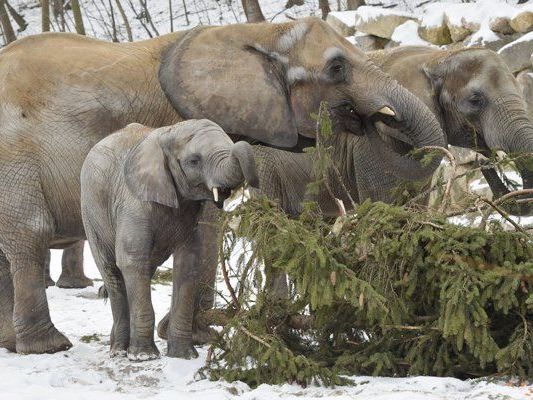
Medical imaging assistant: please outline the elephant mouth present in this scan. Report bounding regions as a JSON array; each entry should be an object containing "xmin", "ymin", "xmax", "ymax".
[{"xmin": 212, "ymin": 186, "xmax": 232, "ymax": 209}]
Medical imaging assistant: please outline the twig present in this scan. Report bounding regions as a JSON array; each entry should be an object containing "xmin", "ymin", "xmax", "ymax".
[
  {"xmin": 478, "ymin": 198, "xmax": 529, "ymax": 235},
  {"xmin": 218, "ymin": 218, "xmax": 240, "ymax": 311},
  {"xmin": 419, "ymin": 146, "xmax": 457, "ymax": 213},
  {"xmin": 239, "ymin": 326, "xmax": 271, "ymax": 348}
]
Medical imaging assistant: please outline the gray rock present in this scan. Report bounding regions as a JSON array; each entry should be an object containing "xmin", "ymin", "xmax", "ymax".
[
  {"xmin": 490, "ymin": 17, "xmax": 515, "ymax": 35},
  {"xmin": 354, "ymin": 6, "xmax": 416, "ymax": 39},
  {"xmin": 498, "ymin": 32, "xmax": 533, "ymax": 73},
  {"xmin": 510, "ymin": 11, "xmax": 533, "ymax": 34},
  {"xmin": 351, "ymin": 33, "xmax": 388, "ymax": 51},
  {"xmin": 326, "ymin": 11, "xmax": 357, "ymax": 37}
]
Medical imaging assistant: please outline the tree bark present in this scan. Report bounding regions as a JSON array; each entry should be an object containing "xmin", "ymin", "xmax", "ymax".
[
  {"xmin": 114, "ymin": 0, "xmax": 131, "ymax": 41},
  {"xmin": 71, "ymin": 0, "xmax": 85, "ymax": 35},
  {"xmin": 0, "ymin": 0, "xmax": 15, "ymax": 44},
  {"xmin": 241, "ymin": 0, "xmax": 265, "ymax": 23},
  {"xmin": 318, "ymin": 0, "xmax": 330, "ymax": 20},
  {"xmin": 52, "ymin": 0, "xmax": 64, "ymax": 31},
  {"xmin": 5, "ymin": 0, "xmax": 27, "ymax": 32},
  {"xmin": 347, "ymin": 0, "xmax": 365, "ymax": 10},
  {"xmin": 41, "ymin": 0, "xmax": 50, "ymax": 32}
]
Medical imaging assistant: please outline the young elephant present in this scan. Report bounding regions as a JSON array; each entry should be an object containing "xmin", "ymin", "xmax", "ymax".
[{"xmin": 81, "ymin": 119, "xmax": 258, "ymax": 360}]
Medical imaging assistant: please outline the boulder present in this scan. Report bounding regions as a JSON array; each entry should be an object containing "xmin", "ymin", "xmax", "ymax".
[
  {"xmin": 489, "ymin": 17, "xmax": 515, "ymax": 35},
  {"xmin": 445, "ymin": 15, "xmax": 471, "ymax": 43},
  {"xmin": 510, "ymin": 11, "xmax": 533, "ymax": 34},
  {"xmin": 351, "ymin": 33, "xmax": 388, "ymax": 51},
  {"xmin": 418, "ymin": 20, "xmax": 452, "ymax": 45},
  {"xmin": 326, "ymin": 11, "xmax": 357, "ymax": 37},
  {"xmin": 498, "ymin": 32, "xmax": 533, "ymax": 73},
  {"xmin": 354, "ymin": 6, "xmax": 416, "ymax": 39}
]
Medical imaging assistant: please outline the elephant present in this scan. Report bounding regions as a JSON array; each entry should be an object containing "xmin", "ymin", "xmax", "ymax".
[
  {"xmin": 367, "ymin": 46, "xmax": 533, "ymax": 210},
  {"xmin": 81, "ymin": 119, "xmax": 258, "ymax": 360},
  {"xmin": 157, "ymin": 121, "xmax": 446, "ymax": 339},
  {"xmin": 43, "ymin": 242, "xmax": 92, "ymax": 289},
  {"xmin": 0, "ymin": 17, "xmax": 444, "ymax": 355}
]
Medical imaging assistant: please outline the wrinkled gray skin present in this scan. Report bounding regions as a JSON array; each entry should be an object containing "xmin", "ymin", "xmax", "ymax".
[
  {"xmin": 157, "ymin": 123, "xmax": 446, "ymax": 338},
  {"xmin": 0, "ymin": 18, "xmax": 445, "ymax": 355},
  {"xmin": 44, "ymin": 242, "xmax": 92, "ymax": 289},
  {"xmin": 81, "ymin": 120, "xmax": 258, "ymax": 360},
  {"xmin": 368, "ymin": 47, "xmax": 533, "ymax": 213}
]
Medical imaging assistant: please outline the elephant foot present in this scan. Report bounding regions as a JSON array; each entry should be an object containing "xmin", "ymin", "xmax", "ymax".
[
  {"xmin": 127, "ymin": 343, "xmax": 160, "ymax": 361},
  {"xmin": 110, "ymin": 348, "xmax": 127, "ymax": 358},
  {"xmin": 157, "ymin": 312, "xmax": 169, "ymax": 340},
  {"xmin": 44, "ymin": 276, "xmax": 55, "ymax": 288},
  {"xmin": 56, "ymin": 275, "xmax": 93, "ymax": 289},
  {"xmin": 192, "ymin": 326, "xmax": 218, "ymax": 345},
  {"xmin": 167, "ymin": 337, "xmax": 198, "ymax": 359},
  {"xmin": 16, "ymin": 326, "xmax": 72, "ymax": 354},
  {"xmin": 0, "ymin": 329, "xmax": 16, "ymax": 352}
]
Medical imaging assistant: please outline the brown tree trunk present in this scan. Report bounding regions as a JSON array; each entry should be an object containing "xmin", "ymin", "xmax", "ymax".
[
  {"xmin": 71, "ymin": 0, "xmax": 85, "ymax": 35},
  {"xmin": 0, "ymin": 0, "xmax": 15, "ymax": 44},
  {"xmin": 5, "ymin": 0, "xmax": 27, "ymax": 32},
  {"xmin": 52, "ymin": 0, "xmax": 64, "ymax": 31},
  {"xmin": 318, "ymin": 0, "xmax": 330, "ymax": 20},
  {"xmin": 347, "ymin": 0, "xmax": 365, "ymax": 10},
  {"xmin": 41, "ymin": 0, "xmax": 50, "ymax": 32},
  {"xmin": 241, "ymin": 0, "xmax": 265, "ymax": 23},
  {"xmin": 114, "ymin": 0, "xmax": 131, "ymax": 41}
]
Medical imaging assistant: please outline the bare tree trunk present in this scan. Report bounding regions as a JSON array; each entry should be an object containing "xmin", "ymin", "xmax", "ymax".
[
  {"xmin": 347, "ymin": 0, "xmax": 365, "ymax": 10},
  {"xmin": 5, "ymin": 0, "xmax": 27, "ymax": 32},
  {"xmin": 181, "ymin": 0, "xmax": 189, "ymax": 25},
  {"xmin": 0, "ymin": 0, "xmax": 15, "ymax": 43},
  {"xmin": 108, "ymin": 0, "xmax": 117, "ymax": 41},
  {"xmin": 169, "ymin": 0, "xmax": 173, "ymax": 32},
  {"xmin": 41, "ymin": 0, "xmax": 50, "ymax": 32},
  {"xmin": 241, "ymin": 0, "xmax": 265, "ymax": 23},
  {"xmin": 71, "ymin": 0, "xmax": 85, "ymax": 34},
  {"xmin": 318, "ymin": 0, "xmax": 330, "ymax": 20},
  {"xmin": 52, "ymin": 0, "xmax": 64, "ymax": 31},
  {"xmin": 114, "ymin": 0, "xmax": 131, "ymax": 41}
]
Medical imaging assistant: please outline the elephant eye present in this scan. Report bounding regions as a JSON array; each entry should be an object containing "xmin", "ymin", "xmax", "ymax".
[
  {"xmin": 185, "ymin": 155, "xmax": 200, "ymax": 167},
  {"xmin": 467, "ymin": 93, "xmax": 485, "ymax": 109},
  {"xmin": 327, "ymin": 58, "xmax": 347, "ymax": 83}
]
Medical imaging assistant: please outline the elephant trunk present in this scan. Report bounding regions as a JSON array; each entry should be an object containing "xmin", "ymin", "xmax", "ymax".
[
  {"xmin": 483, "ymin": 94, "xmax": 533, "ymax": 215},
  {"xmin": 209, "ymin": 141, "xmax": 258, "ymax": 190},
  {"xmin": 350, "ymin": 64, "xmax": 446, "ymax": 180}
]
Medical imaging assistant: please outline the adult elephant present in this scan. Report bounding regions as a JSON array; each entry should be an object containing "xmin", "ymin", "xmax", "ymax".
[
  {"xmin": 0, "ymin": 18, "xmax": 444, "ymax": 355},
  {"xmin": 368, "ymin": 46, "xmax": 533, "ymax": 209}
]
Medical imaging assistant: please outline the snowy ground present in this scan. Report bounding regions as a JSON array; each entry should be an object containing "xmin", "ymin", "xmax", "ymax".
[{"xmin": 0, "ymin": 244, "xmax": 532, "ymax": 400}]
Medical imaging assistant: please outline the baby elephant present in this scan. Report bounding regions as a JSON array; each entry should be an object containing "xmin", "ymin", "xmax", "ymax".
[{"xmin": 81, "ymin": 119, "xmax": 258, "ymax": 360}]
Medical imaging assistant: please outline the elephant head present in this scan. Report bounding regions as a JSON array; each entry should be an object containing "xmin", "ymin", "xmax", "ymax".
[
  {"xmin": 124, "ymin": 119, "xmax": 258, "ymax": 208},
  {"xmin": 422, "ymin": 48, "xmax": 533, "ymax": 212},
  {"xmin": 158, "ymin": 17, "xmax": 444, "ymax": 152}
]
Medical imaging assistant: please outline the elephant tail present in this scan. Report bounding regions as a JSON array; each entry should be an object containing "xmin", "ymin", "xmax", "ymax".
[{"xmin": 97, "ymin": 284, "xmax": 108, "ymax": 302}]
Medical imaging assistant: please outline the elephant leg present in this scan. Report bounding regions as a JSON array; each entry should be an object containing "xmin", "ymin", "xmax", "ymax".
[
  {"xmin": 43, "ymin": 250, "xmax": 55, "ymax": 288},
  {"xmin": 56, "ymin": 241, "xmax": 93, "ymax": 289},
  {"xmin": 84, "ymin": 224, "xmax": 129, "ymax": 356},
  {"xmin": 122, "ymin": 267, "xmax": 159, "ymax": 361},
  {"xmin": 265, "ymin": 266, "xmax": 289, "ymax": 301},
  {"xmin": 0, "ymin": 179, "xmax": 72, "ymax": 354},
  {"xmin": 167, "ymin": 235, "xmax": 201, "ymax": 359},
  {"xmin": 0, "ymin": 250, "xmax": 15, "ymax": 352}
]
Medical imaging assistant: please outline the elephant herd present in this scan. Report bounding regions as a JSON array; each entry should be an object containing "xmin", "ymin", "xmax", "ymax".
[{"xmin": 0, "ymin": 17, "xmax": 532, "ymax": 361}]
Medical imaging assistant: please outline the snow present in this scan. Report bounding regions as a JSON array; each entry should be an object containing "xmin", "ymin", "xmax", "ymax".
[
  {"xmin": 328, "ymin": 10, "xmax": 357, "ymax": 27},
  {"xmin": 391, "ymin": 20, "xmax": 433, "ymax": 46},
  {"xmin": 0, "ymin": 243, "xmax": 531, "ymax": 399},
  {"xmin": 355, "ymin": 5, "xmax": 415, "ymax": 24}
]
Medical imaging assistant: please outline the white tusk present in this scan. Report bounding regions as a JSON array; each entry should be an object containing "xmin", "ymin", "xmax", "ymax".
[
  {"xmin": 213, "ymin": 187, "xmax": 219, "ymax": 202},
  {"xmin": 378, "ymin": 106, "xmax": 395, "ymax": 117}
]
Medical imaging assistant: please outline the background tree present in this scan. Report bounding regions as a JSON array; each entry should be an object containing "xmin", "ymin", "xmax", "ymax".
[
  {"xmin": 71, "ymin": 0, "xmax": 85, "ymax": 34},
  {"xmin": 114, "ymin": 0, "xmax": 131, "ymax": 41},
  {"xmin": 41, "ymin": 0, "xmax": 50, "ymax": 32},
  {"xmin": 241, "ymin": 0, "xmax": 265, "ymax": 23},
  {"xmin": 347, "ymin": 0, "xmax": 365, "ymax": 10},
  {"xmin": 318, "ymin": 0, "xmax": 330, "ymax": 19},
  {"xmin": 0, "ymin": 0, "xmax": 15, "ymax": 43},
  {"xmin": 5, "ymin": 0, "xmax": 27, "ymax": 32}
]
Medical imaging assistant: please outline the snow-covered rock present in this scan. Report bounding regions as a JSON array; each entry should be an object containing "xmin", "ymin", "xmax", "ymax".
[
  {"xmin": 490, "ymin": 17, "xmax": 515, "ymax": 35},
  {"xmin": 354, "ymin": 6, "xmax": 416, "ymax": 40},
  {"xmin": 498, "ymin": 31, "xmax": 533, "ymax": 73},
  {"xmin": 349, "ymin": 32, "xmax": 387, "ymax": 51},
  {"xmin": 326, "ymin": 11, "xmax": 357, "ymax": 36},
  {"xmin": 391, "ymin": 20, "xmax": 433, "ymax": 47},
  {"xmin": 510, "ymin": 11, "xmax": 533, "ymax": 34}
]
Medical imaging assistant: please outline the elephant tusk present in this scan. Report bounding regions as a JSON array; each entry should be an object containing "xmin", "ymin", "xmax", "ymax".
[
  {"xmin": 213, "ymin": 187, "xmax": 219, "ymax": 202},
  {"xmin": 378, "ymin": 106, "xmax": 396, "ymax": 117}
]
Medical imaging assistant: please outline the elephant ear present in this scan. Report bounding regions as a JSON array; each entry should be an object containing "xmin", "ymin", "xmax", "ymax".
[
  {"xmin": 124, "ymin": 127, "xmax": 180, "ymax": 208},
  {"xmin": 159, "ymin": 25, "xmax": 298, "ymax": 148}
]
